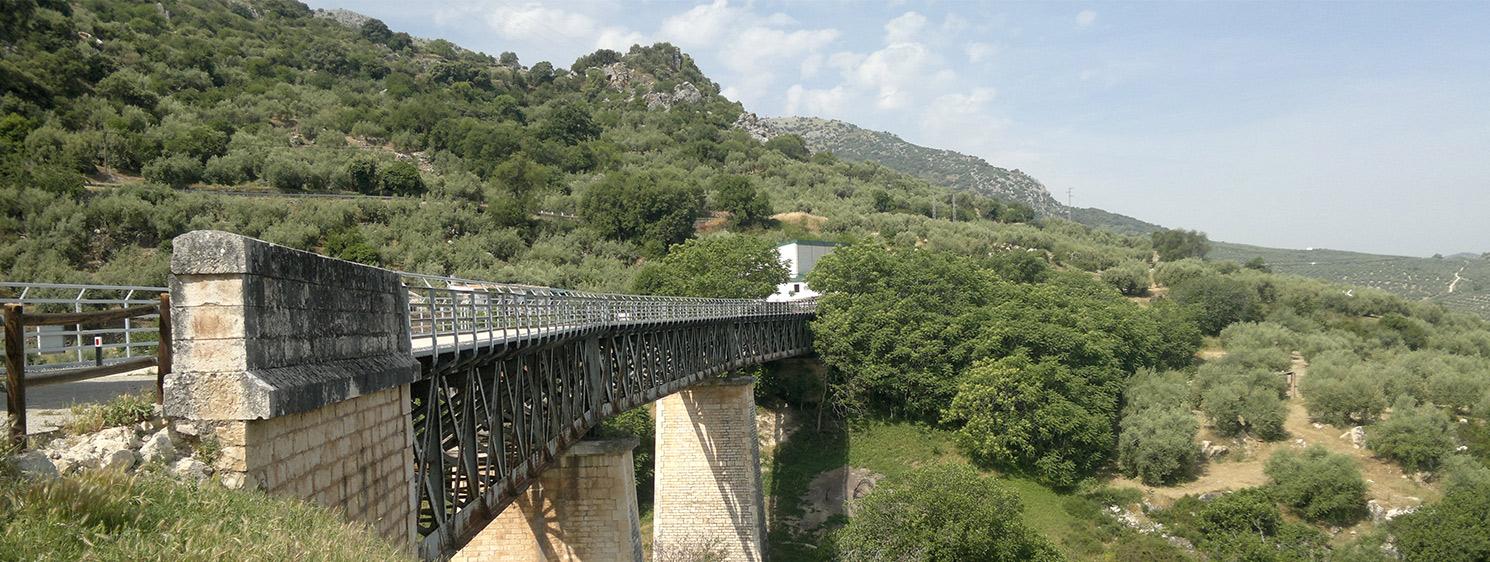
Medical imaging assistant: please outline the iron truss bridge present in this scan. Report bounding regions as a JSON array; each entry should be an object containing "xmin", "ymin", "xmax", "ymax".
[{"xmin": 400, "ymin": 273, "xmax": 817, "ymax": 558}]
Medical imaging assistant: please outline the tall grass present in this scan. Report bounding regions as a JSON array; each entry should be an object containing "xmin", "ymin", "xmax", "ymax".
[{"xmin": 0, "ymin": 470, "xmax": 409, "ymax": 561}]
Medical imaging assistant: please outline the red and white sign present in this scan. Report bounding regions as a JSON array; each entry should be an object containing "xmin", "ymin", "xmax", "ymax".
[{"xmin": 93, "ymin": 336, "xmax": 103, "ymax": 347}]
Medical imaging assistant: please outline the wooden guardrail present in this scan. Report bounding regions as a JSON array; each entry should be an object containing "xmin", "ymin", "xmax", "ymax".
[{"xmin": 3, "ymin": 294, "xmax": 171, "ymax": 448}]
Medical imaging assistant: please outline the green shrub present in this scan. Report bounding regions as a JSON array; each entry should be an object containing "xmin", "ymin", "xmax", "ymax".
[
  {"xmin": 949, "ymin": 353, "xmax": 1117, "ymax": 489},
  {"xmin": 1264, "ymin": 446, "xmax": 1367, "ymax": 524},
  {"xmin": 62, "ymin": 392, "xmax": 156, "ymax": 435},
  {"xmin": 1101, "ymin": 261, "xmax": 1149, "ymax": 296},
  {"xmin": 1169, "ymin": 275, "xmax": 1260, "ymax": 335},
  {"xmin": 1368, "ymin": 397, "xmax": 1457, "ymax": 471},
  {"xmin": 831, "ymin": 464, "xmax": 1060, "ymax": 561},
  {"xmin": 1117, "ymin": 406, "xmax": 1200, "ymax": 485},
  {"xmin": 141, "ymin": 154, "xmax": 203, "ymax": 188},
  {"xmin": 1117, "ymin": 369, "xmax": 1199, "ymax": 485},
  {"xmin": 1153, "ymin": 258, "xmax": 1211, "ymax": 288},
  {"xmin": 1197, "ymin": 488, "xmax": 1279, "ymax": 537},
  {"xmin": 1391, "ymin": 460, "xmax": 1490, "ymax": 562},
  {"xmin": 378, "ymin": 161, "xmax": 424, "ymax": 196},
  {"xmin": 1201, "ymin": 377, "xmax": 1286, "ymax": 439},
  {"xmin": 262, "ymin": 155, "xmax": 311, "ymax": 190}
]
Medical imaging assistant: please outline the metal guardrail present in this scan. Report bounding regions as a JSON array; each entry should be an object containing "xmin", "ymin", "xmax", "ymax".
[
  {"xmin": 2, "ymin": 284, "xmax": 172, "ymax": 447},
  {"xmin": 400, "ymin": 272, "xmax": 818, "ymax": 364},
  {"xmin": 0, "ymin": 282, "xmax": 169, "ymax": 375}
]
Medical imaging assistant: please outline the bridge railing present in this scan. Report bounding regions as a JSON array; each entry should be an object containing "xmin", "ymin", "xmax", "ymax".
[
  {"xmin": 0, "ymin": 282, "xmax": 169, "ymax": 375},
  {"xmin": 400, "ymin": 273, "xmax": 816, "ymax": 356}
]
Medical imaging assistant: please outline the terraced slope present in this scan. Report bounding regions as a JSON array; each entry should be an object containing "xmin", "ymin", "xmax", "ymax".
[{"xmin": 1211, "ymin": 242, "xmax": 1490, "ymax": 318}]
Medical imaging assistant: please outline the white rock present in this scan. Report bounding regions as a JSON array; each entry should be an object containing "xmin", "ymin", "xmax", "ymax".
[
  {"xmin": 1312, "ymin": 423, "xmax": 1324, "ymax": 429},
  {"xmin": 99, "ymin": 448, "xmax": 137, "ymax": 472},
  {"xmin": 1341, "ymin": 426, "xmax": 1366, "ymax": 449},
  {"xmin": 95, "ymin": 427, "xmax": 141, "ymax": 449},
  {"xmin": 172, "ymin": 421, "xmax": 200, "ymax": 437},
  {"xmin": 140, "ymin": 429, "xmax": 177, "ymax": 464},
  {"xmin": 1294, "ymin": 438, "xmax": 1307, "ymax": 448},
  {"xmin": 220, "ymin": 472, "xmax": 258, "ymax": 491},
  {"xmin": 1457, "ymin": 445, "xmax": 1469, "ymax": 452},
  {"xmin": 171, "ymin": 458, "xmax": 213, "ymax": 482},
  {"xmin": 10, "ymin": 451, "xmax": 58, "ymax": 479}
]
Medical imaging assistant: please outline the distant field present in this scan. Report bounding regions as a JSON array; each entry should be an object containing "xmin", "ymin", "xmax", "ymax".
[{"xmin": 1211, "ymin": 241, "xmax": 1490, "ymax": 318}]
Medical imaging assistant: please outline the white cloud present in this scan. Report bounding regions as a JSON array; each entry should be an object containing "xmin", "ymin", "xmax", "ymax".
[
  {"xmin": 595, "ymin": 27, "xmax": 648, "ymax": 51},
  {"xmin": 655, "ymin": 0, "xmax": 838, "ymax": 108},
  {"xmin": 965, "ymin": 42, "xmax": 998, "ymax": 63},
  {"xmin": 484, "ymin": 4, "xmax": 601, "ymax": 41},
  {"xmin": 785, "ymin": 84, "xmax": 848, "ymax": 117},
  {"xmin": 841, "ymin": 42, "xmax": 949, "ymax": 110},
  {"xmin": 884, "ymin": 11, "xmax": 927, "ymax": 44},
  {"xmin": 942, "ymin": 13, "xmax": 969, "ymax": 33},
  {"xmin": 1076, "ymin": 9, "xmax": 1097, "ymax": 29}
]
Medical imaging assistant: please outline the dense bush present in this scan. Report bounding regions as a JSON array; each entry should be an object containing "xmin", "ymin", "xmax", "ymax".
[
  {"xmin": 1264, "ymin": 446, "xmax": 1367, "ymax": 524},
  {"xmin": 831, "ymin": 464, "xmax": 1060, "ymax": 561},
  {"xmin": 141, "ymin": 155, "xmax": 203, "ymax": 188},
  {"xmin": 1117, "ymin": 369, "xmax": 1199, "ymax": 485},
  {"xmin": 1169, "ymin": 274, "xmax": 1260, "ymax": 335},
  {"xmin": 580, "ymin": 169, "xmax": 703, "ymax": 256},
  {"xmin": 631, "ymin": 234, "xmax": 787, "ymax": 299},
  {"xmin": 1101, "ymin": 261, "xmax": 1149, "ymax": 296},
  {"xmin": 949, "ymin": 353, "xmax": 1118, "ymax": 488},
  {"xmin": 1300, "ymin": 350, "xmax": 1387, "ymax": 426},
  {"xmin": 1151, "ymin": 228, "xmax": 1211, "ymax": 261},
  {"xmin": 1199, "ymin": 363, "xmax": 1287, "ymax": 439},
  {"xmin": 1368, "ymin": 397, "xmax": 1457, "ymax": 471},
  {"xmin": 1391, "ymin": 457, "xmax": 1490, "ymax": 562}
]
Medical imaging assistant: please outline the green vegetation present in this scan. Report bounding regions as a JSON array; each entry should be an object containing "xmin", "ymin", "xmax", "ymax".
[
  {"xmin": 1210, "ymin": 241, "xmax": 1490, "ymax": 320},
  {"xmin": 830, "ymin": 464, "xmax": 1060, "ymax": 561},
  {"xmin": 1368, "ymin": 397, "xmax": 1457, "ymax": 471},
  {"xmin": 1264, "ymin": 446, "xmax": 1368, "ymax": 525},
  {"xmin": 1391, "ymin": 457, "xmax": 1490, "ymax": 561},
  {"xmin": 1151, "ymin": 228, "xmax": 1212, "ymax": 261},
  {"xmin": 1117, "ymin": 369, "xmax": 1199, "ymax": 485},
  {"xmin": 632, "ymin": 234, "xmax": 787, "ymax": 298},
  {"xmin": 61, "ymin": 391, "xmax": 156, "ymax": 435},
  {"xmin": 0, "ymin": 470, "xmax": 406, "ymax": 561}
]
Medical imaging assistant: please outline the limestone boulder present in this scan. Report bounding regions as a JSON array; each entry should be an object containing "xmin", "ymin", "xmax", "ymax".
[
  {"xmin": 171, "ymin": 458, "xmax": 213, "ymax": 483},
  {"xmin": 10, "ymin": 450, "xmax": 58, "ymax": 479},
  {"xmin": 140, "ymin": 428, "xmax": 177, "ymax": 464}
]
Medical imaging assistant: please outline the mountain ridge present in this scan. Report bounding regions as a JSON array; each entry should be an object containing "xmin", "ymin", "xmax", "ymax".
[{"xmin": 738, "ymin": 114, "xmax": 1163, "ymax": 234}]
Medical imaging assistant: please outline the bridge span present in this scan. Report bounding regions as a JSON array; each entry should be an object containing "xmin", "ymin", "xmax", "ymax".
[{"xmin": 164, "ymin": 231, "xmax": 814, "ymax": 561}]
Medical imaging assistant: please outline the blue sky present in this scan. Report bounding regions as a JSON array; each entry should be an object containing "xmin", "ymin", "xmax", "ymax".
[{"xmin": 306, "ymin": 0, "xmax": 1490, "ymax": 257}]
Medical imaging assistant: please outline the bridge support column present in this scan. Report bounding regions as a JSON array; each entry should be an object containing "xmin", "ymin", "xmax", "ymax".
[
  {"xmin": 164, "ymin": 231, "xmax": 419, "ymax": 547},
  {"xmin": 454, "ymin": 437, "xmax": 644, "ymax": 562},
  {"xmin": 653, "ymin": 375, "xmax": 766, "ymax": 562}
]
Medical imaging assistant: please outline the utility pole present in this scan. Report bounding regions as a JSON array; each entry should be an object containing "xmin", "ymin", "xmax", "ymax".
[
  {"xmin": 951, "ymin": 193, "xmax": 956, "ymax": 222},
  {"xmin": 1066, "ymin": 188, "xmax": 1073, "ymax": 220}
]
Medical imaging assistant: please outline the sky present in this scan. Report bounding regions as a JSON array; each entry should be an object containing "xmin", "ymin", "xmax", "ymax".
[{"xmin": 305, "ymin": 0, "xmax": 1490, "ymax": 257}]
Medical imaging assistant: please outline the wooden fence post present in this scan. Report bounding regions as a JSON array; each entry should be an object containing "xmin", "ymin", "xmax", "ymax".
[
  {"xmin": 156, "ymin": 293, "xmax": 171, "ymax": 405},
  {"xmin": 4, "ymin": 303, "xmax": 26, "ymax": 449}
]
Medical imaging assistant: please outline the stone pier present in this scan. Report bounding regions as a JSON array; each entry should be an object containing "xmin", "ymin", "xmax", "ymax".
[
  {"xmin": 164, "ymin": 230, "xmax": 419, "ymax": 545},
  {"xmin": 453, "ymin": 438, "xmax": 644, "ymax": 562},
  {"xmin": 652, "ymin": 376, "xmax": 766, "ymax": 562}
]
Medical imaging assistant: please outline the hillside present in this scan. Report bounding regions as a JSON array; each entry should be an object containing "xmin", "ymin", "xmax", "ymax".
[
  {"xmin": 1211, "ymin": 242, "xmax": 1490, "ymax": 318},
  {"xmin": 740, "ymin": 115, "xmax": 1163, "ymax": 234}
]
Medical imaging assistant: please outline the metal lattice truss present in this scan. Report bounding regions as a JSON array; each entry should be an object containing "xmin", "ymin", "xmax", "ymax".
[{"xmin": 401, "ymin": 274, "xmax": 815, "ymax": 558}]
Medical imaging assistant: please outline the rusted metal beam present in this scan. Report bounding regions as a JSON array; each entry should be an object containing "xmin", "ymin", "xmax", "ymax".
[{"xmin": 5, "ymin": 303, "xmax": 26, "ymax": 448}]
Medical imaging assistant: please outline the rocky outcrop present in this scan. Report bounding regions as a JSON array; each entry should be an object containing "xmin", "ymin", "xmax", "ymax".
[
  {"xmin": 1339, "ymin": 426, "xmax": 1366, "ymax": 449},
  {"xmin": 644, "ymin": 82, "xmax": 704, "ymax": 111},
  {"xmin": 744, "ymin": 116, "xmax": 1066, "ymax": 216},
  {"xmin": 12, "ymin": 418, "xmax": 217, "ymax": 484}
]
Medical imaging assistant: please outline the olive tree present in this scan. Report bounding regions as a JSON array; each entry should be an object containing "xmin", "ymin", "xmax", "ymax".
[
  {"xmin": 1264, "ymin": 446, "xmax": 1368, "ymax": 525},
  {"xmin": 1368, "ymin": 397, "xmax": 1456, "ymax": 471}
]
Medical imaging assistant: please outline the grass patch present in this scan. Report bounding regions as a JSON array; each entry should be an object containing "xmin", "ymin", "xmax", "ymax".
[
  {"xmin": 0, "ymin": 469, "xmax": 408, "ymax": 560},
  {"xmin": 62, "ymin": 391, "xmax": 156, "ymax": 435}
]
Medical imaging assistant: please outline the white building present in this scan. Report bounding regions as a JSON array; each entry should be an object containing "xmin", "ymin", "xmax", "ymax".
[{"xmin": 768, "ymin": 240, "xmax": 840, "ymax": 302}]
